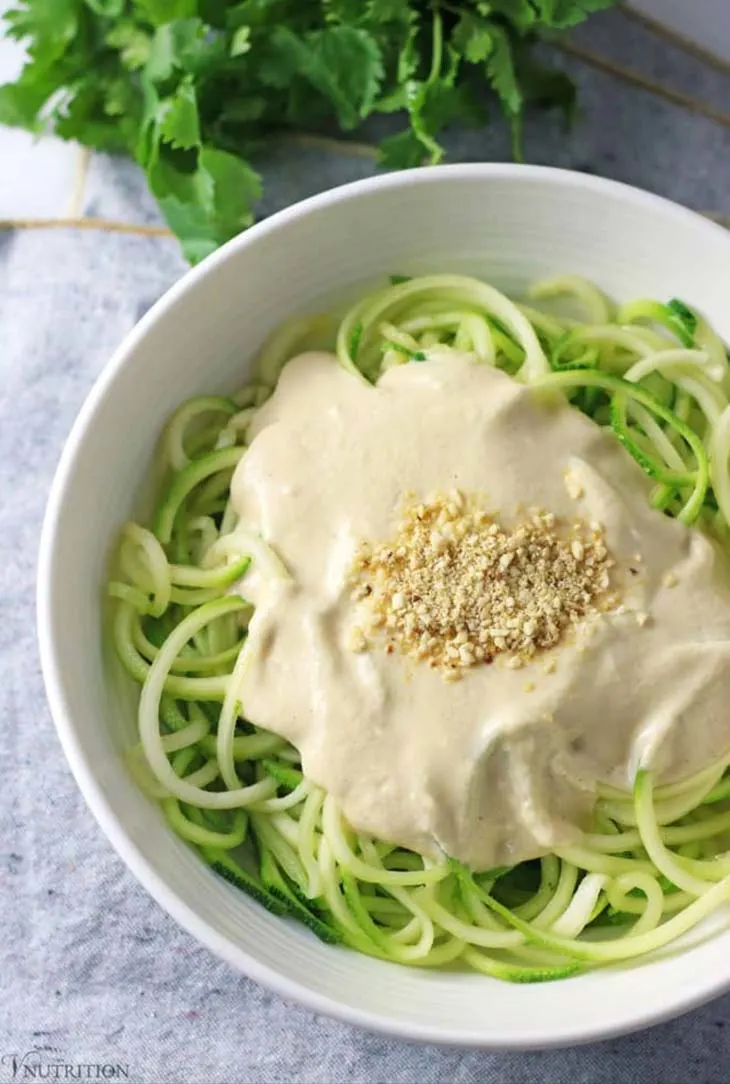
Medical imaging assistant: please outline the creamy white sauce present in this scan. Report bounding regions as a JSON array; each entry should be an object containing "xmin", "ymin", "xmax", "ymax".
[{"xmin": 230, "ymin": 351, "xmax": 730, "ymax": 870}]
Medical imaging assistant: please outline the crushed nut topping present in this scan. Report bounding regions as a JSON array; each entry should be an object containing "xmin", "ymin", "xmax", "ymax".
[{"xmin": 348, "ymin": 493, "xmax": 618, "ymax": 679}]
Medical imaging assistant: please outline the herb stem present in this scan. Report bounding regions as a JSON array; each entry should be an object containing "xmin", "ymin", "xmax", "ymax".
[{"xmin": 428, "ymin": 8, "xmax": 444, "ymax": 86}]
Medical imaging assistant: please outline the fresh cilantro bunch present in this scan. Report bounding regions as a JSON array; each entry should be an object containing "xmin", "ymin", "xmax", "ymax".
[{"xmin": 0, "ymin": 1, "xmax": 618, "ymax": 262}]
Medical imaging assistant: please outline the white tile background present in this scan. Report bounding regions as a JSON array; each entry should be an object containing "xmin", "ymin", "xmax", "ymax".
[{"xmin": 0, "ymin": 2, "xmax": 80, "ymax": 217}]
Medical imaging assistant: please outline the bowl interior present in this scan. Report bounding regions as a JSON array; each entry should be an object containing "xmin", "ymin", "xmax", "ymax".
[{"xmin": 39, "ymin": 165, "xmax": 730, "ymax": 1048}]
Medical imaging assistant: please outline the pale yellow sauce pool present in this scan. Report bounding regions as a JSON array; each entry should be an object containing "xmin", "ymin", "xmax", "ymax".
[{"xmin": 230, "ymin": 352, "xmax": 730, "ymax": 869}]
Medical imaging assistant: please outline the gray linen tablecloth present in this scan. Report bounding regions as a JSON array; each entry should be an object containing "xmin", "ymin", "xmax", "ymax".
[{"xmin": 3, "ymin": 11, "xmax": 730, "ymax": 1083}]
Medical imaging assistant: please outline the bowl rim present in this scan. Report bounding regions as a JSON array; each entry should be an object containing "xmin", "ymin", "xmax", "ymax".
[{"xmin": 37, "ymin": 162, "xmax": 730, "ymax": 1049}]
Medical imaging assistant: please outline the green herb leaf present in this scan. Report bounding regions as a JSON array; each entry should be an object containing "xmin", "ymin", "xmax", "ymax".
[
  {"xmin": 269, "ymin": 25, "xmax": 384, "ymax": 129},
  {"xmin": 86, "ymin": 0, "xmax": 124, "ymax": 16},
  {"xmin": 453, "ymin": 13, "xmax": 494, "ymax": 64},
  {"xmin": 132, "ymin": 0, "xmax": 197, "ymax": 27},
  {"xmin": 200, "ymin": 146, "xmax": 261, "ymax": 239},
  {"xmin": 157, "ymin": 78, "xmax": 200, "ymax": 150},
  {"xmin": 0, "ymin": 0, "xmax": 621, "ymax": 260},
  {"xmin": 377, "ymin": 128, "xmax": 425, "ymax": 169},
  {"xmin": 106, "ymin": 21, "xmax": 152, "ymax": 71},
  {"xmin": 230, "ymin": 26, "xmax": 251, "ymax": 57},
  {"xmin": 485, "ymin": 25, "xmax": 521, "ymax": 116},
  {"xmin": 4, "ymin": 0, "xmax": 80, "ymax": 66},
  {"xmin": 488, "ymin": 0, "xmax": 537, "ymax": 34},
  {"xmin": 0, "ymin": 75, "xmax": 50, "ymax": 130},
  {"xmin": 532, "ymin": 0, "xmax": 619, "ymax": 29},
  {"xmin": 154, "ymin": 146, "xmax": 261, "ymax": 263}
]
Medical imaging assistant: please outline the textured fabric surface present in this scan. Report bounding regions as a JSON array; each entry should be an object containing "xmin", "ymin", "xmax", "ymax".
[{"xmin": 3, "ymin": 10, "xmax": 730, "ymax": 1083}]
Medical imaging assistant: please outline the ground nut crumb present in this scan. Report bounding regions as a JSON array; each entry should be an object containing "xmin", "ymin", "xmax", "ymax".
[
  {"xmin": 564, "ymin": 472, "xmax": 584, "ymax": 500},
  {"xmin": 348, "ymin": 493, "xmax": 618, "ymax": 678}
]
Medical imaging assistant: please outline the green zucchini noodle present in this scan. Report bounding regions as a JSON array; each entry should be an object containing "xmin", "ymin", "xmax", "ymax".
[{"xmin": 108, "ymin": 273, "xmax": 730, "ymax": 982}]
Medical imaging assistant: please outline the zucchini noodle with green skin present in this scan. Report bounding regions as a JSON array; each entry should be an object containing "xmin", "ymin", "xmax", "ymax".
[{"xmin": 109, "ymin": 272, "xmax": 730, "ymax": 982}]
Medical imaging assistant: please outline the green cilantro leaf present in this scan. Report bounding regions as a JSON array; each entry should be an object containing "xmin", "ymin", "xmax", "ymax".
[
  {"xmin": 268, "ymin": 26, "xmax": 384, "ymax": 129},
  {"xmin": 485, "ymin": 25, "xmax": 521, "ymax": 116},
  {"xmin": 532, "ymin": 0, "xmax": 619, "ymax": 29},
  {"xmin": 487, "ymin": 1, "xmax": 537, "ymax": 35},
  {"xmin": 105, "ymin": 22, "xmax": 152, "ymax": 71},
  {"xmin": 200, "ymin": 146, "xmax": 262, "ymax": 240},
  {"xmin": 132, "ymin": 0, "xmax": 197, "ymax": 27},
  {"xmin": 453, "ymin": 14, "xmax": 493, "ymax": 65},
  {"xmin": 0, "ymin": 74, "xmax": 50, "ymax": 130},
  {"xmin": 155, "ymin": 176, "xmax": 217, "ymax": 265},
  {"xmin": 230, "ymin": 26, "xmax": 251, "ymax": 58},
  {"xmin": 378, "ymin": 128, "xmax": 426, "ymax": 169},
  {"xmin": 86, "ymin": 0, "xmax": 124, "ymax": 16},
  {"xmin": 154, "ymin": 145, "xmax": 262, "ymax": 264},
  {"xmin": 0, "ymin": 0, "xmax": 621, "ymax": 260},
  {"xmin": 157, "ymin": 78, "xmax": 200, "ymax": 150},
  {"xmin": 4, "ymin": 0, "xmax": 79, "ymax": 66}
]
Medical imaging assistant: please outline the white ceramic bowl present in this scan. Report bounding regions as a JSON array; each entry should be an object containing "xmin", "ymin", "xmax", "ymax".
[{"xmin": 38, "ymin": 164, "xmax": 730, "ymax": 1049}]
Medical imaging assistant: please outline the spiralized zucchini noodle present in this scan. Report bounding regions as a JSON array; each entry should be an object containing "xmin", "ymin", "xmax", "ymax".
[{"xmin": 109, "ymin": 272, "xmax": 730, "ymax": 982}]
